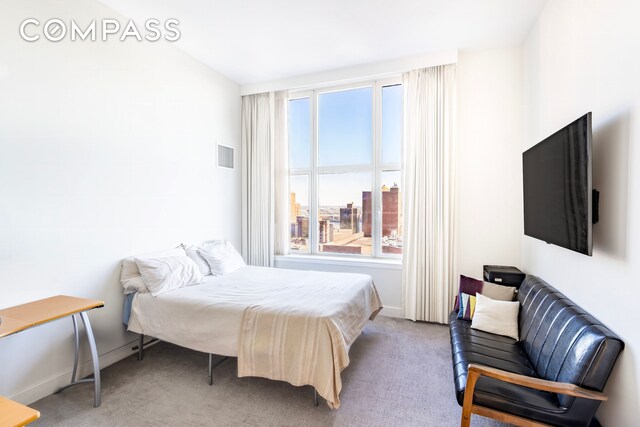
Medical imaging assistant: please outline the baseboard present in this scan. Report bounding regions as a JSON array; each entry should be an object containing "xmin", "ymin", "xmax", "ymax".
[
  {"xmin": 10, "ymin": 337, "xmax": 147, "ymax": 405},
  {"xmin": 379, "ymin": 306, "xmax": 403, "ymax": 318}
]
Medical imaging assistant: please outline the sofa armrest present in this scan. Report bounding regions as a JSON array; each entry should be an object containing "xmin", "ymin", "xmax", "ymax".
[{"xmin": 461, "ymin": 363, "xmax": 607, "ymax": 427}]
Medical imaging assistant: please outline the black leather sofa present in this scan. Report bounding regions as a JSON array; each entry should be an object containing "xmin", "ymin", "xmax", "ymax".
[{"xmin": 449, "ymin": 275, "xmax": 624, "ymax": 426}]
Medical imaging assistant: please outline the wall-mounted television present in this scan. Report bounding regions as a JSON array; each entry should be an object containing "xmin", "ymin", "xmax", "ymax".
[{"xmin": 523, "ymin": 112, "xmax": 595, "ymax": 256}]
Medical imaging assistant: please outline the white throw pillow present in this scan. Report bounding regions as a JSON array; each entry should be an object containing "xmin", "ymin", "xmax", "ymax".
[
  {"xmin": 183, "ymin": 244, "xmax": 212, "ymax": 276},
  {"xmin": 120, "ymin": 246, "xmax": 186, "ymax": 294},
  {"xmin": 197, "ymin": 240, "xmax": 245, "ymax": 276},
  {"xmin": 135, "ymin": 255, "xmax": 204, "ymax": 296},
  {"xmin": 471, "ymin": 293, "xmax": 520, "ymax": 341}
]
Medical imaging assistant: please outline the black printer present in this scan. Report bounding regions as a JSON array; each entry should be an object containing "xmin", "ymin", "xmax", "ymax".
[{"xmin": 483, "ymin": 265, "xmax": 525, "ymax": 288}]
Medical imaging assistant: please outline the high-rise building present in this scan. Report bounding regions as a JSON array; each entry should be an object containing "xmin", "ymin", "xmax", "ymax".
[
  {"xmin": 362, "ymin": 191, "xmax": 372, "ymax": 237},
  {"xmin": 289, "ymin": 193, "xmax": 301, "ymax": 223},
  {"xmin": 296, "ymin": 216, "xmax": 309, "ymax": 238},
  {"xmin": 339, "ymin": 203, "xmax": 360, "ymax": 233},
  {"xmin": 382, "ymin": 184, "xmax": 402, "ymax": 237},
  {"xmin": 319, "ymin": 220, "xmax": 334, "ymax": 244},
  {"xmin": 361, "ymin": 184, "xmax": 402, "ymax": 238}
]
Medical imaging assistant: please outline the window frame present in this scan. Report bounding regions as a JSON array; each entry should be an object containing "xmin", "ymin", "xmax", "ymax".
[{"xmin": 288, "ymin": 77, "xmax": 403, "ymax": 259}]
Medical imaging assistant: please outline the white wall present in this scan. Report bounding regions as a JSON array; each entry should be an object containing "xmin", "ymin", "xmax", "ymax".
[
  {"xmin": 0, "ymin": 0, "xmax": 241, "ymax": 404},
  {"xmin": 522, "ymin": 1, "xmax": 640, "ymax": 425},
  {"xmin": 457, "ymin": 48, "xmax": 523, "ymax": 280}
]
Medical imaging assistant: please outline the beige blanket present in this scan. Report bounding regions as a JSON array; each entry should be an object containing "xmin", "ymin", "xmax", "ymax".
[{"xmin": 237, "ymin": 268, "xmax": 382, "ymax": 409}]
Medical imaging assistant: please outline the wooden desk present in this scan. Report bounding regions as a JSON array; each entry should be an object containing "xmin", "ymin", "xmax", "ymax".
[
  {"xmin": 0, "ymin": 296, "xmax": 104, "ymax": 408},
  {"xmin": 0, "ymin": 396, "xmax": 40, "ymax": 427}
]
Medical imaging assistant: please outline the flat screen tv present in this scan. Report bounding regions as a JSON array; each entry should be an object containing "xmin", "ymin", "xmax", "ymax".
[{"xmin": 523, "ymin": 112, "xmax": 594, "ymax": 256}]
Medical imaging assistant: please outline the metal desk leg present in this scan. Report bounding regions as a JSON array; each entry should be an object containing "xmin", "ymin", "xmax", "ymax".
[
  {"xmin": 71, "ymin": 314, "xmax": 80, "ymax": 383},
  {"xmin": 80, "ymin": 311, "xmax": 101, "ymax": 408},
  {"xmin": 54, "ymin": 315, "xmax": 88, "ymax": 394},
  {"xmin": 54, "ymin": 312, "xmax": 101, "ymax": 407}
]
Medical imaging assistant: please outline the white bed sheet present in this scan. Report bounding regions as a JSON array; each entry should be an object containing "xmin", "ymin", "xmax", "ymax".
[{"xmin": 127, "ymin": 266, "xmax": 376, "ymax": 357}]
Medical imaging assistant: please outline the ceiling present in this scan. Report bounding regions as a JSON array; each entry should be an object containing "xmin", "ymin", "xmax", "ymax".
[{"xmin": 98, "ymin": 0, "xmax": 547, "ymax": 85}]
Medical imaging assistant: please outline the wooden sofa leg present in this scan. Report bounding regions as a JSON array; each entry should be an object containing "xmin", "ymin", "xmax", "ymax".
[{"xmin": 461, "ymin": 370, "xmax": 480, "ymax": 427}]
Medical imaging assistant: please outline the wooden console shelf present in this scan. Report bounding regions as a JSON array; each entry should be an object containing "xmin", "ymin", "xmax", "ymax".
[{"xmin": 0, "ymin": 396, "xmax": 40, "ymax": 427}]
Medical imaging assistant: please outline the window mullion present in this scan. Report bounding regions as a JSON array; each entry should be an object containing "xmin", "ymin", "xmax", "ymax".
[
  {"xmin": 372, "ymin": 80, "xmax": 381, "ymax": 258},
  {"xmin": 315, "ymin": 165, "xmax": 372, "ymax": 174},
  {"xmin": 310, "ymin": 90, "xmax": 318, "ymax": 255},
  {"xmin": 290, "ymin": 168, "xmax": 311, "ymax": 175},
  {"xmin": 379, "ymin": 162, "xmax": 402, "ymax": 172}
]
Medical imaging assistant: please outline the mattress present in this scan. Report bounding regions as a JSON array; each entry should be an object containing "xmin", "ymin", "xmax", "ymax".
[{"xmin": 127, "ymin": 266, "xmax": 379, "ymax": 358}]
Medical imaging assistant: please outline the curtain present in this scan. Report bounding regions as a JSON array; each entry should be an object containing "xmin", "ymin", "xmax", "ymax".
[
  {"xmin": 402, "ymin": 64, "xmax": 457, "ymax": 323},
  {"xmin": 241, "ymin": 91, "xmax": 289, "ymax": 267},
  {"xmin": 273, "ymin": 92, "xmax": 290, "ymax": 256}
]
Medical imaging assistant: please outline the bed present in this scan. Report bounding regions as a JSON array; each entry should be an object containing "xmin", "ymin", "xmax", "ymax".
[{"xmin": 125, "ymin": 265, "xmax": 382, "ymax": 408}]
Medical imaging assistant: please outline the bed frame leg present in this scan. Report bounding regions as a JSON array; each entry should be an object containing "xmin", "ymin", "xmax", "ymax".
[
  {"xmin": 206, "ymin": 355, "xmax": 229, "ymax": 385},
  {"xmin": 208, "ymin": 354, "xmax": 213, "ymax": 386},
  {"xmin": 313, "ymin": 389, "xmax": 319, "ymax": 407},
  {"xmin": 138, "ymin": 334, "xmax": 144, "ymax": 361}
]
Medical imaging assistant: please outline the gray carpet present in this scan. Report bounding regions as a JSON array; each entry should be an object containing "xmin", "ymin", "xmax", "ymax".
[{"xmin": 31, "ymin": 317, "xmax": 503, "ymax": 426}]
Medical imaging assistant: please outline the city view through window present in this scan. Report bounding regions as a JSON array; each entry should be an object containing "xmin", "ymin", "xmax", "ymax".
[
  {"xmin": 289, "ymin": 179, "xmax": 402, "ymax": 255},
  {"xmin": 289, "ymin": 83, "xmax": 402, "ymax": 256}
]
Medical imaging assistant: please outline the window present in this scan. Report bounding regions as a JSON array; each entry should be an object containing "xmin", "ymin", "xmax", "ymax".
[{"xmin": 288, "ymin": 79, "xmax": 402, "ymax": 257}]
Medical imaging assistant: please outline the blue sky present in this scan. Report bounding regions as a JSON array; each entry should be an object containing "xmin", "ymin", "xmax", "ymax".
[
  {"xmin": 382, "ymin": 85, "xmax": 402, "ymax": 163},
  {"xmin": 289, "ymin": 85, "xmax": 402, "ymax": 206},
  {"xmin": 289, "ymin": 97, "xmax": 311, "ymax": 169},
  {"xmin": 318, "ymin": 87, "xmax": 372, "ymax": 166}
]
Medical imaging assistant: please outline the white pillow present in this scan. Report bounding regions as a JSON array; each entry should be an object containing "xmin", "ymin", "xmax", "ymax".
[
  {"xmin": 471, "ymin": 293, "xmax": 520, "ymax": 341},
  {"xmin": 122, "ymin": 276, "xmax": 148, "ymax": 295},
  {"xmin": 197, "ymin": 240, "xmax": 245, "ymax": 276},
  {"xmin": 183, "ymin": 244, "xmax": 212, "ymax": 276},
  {"xmin": 134, "ymin": 255, "xmax": 204, "ymax": 296},
  {"xmin": 201, "ymin": 239, "xmax": 226, "ymax": 252},
  {"xmin": 120, "ymin": 246, "xmax": 186, "ymax": 294}
]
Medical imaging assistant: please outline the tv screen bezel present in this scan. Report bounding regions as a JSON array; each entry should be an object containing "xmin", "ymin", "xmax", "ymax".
[{"xmin": 522, "ymin": 112, "xmax": 593, "ymax": 256}]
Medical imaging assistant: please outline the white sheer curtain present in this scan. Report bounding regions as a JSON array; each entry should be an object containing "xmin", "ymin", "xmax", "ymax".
[
  {"xmin": 273, "ymin": 92, "xmax": 290, "ymax": 256},
  {"xmin": 402, "ymin": 64, "xmax": 457, "ymax": 323},
  {"xmin": 241, "ymin": 91, "xmax": 289, "ymax": 267}
]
